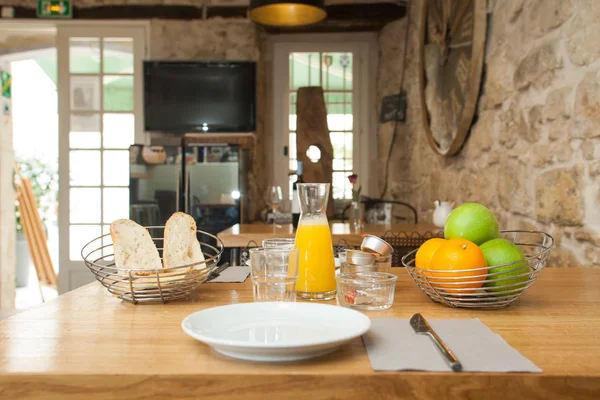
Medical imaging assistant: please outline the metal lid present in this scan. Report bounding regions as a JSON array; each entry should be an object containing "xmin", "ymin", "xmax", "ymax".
[
  {"xmin": 344, "ymin": 249, "xmax": 377, "ymax": 266},
  {"xmin": 360, "ymin": 234, "xmax": 394, "ymax": 256}
]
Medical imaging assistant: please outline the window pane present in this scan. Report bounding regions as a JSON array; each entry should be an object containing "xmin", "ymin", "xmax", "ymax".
[
  {"xmin": 70, "ymin": 188, "xmax": 101, "ymax": 223},
  {"xmin": 345, "ymin": 133, "xmax": 353, "ymax": 159},
  {"xmin": 104, "ymin": 75, "xmax": 133, "ymax": 111},
  {"xmin": 333, "ymin": 159, "xmax": 345, "ymax": 170},
  {"xmin": 70, "ymin": 38, "xmax": 100, "ymax": 74},
  {"xmin": 103, "ymin": 113, "xmax": 134, "ymax": 149},
  {"xmin": 103, "ymin": 38, "xmax": 134, "ymax": 74},
  {"xmin": 321, "ymin": 53, "xmax": 352, "ymax": 90},
  {"xmin": 328, "ymin": 114, "xmax": 345, "ymax": 131},
  {"xmin": 330, "ymin": 132, "xmax": 345, "ymax": 159},
  {"xmin": 71, "ymin": 76, "xmax": 100, "ymax": 111},
  {"xmin": 103, "ymin": 150, "xmax": 129, "ymax": 186},
  {"xmin": 70, "ymin": 225, "xmax": 101, "ymax": 261},
  {"xmin": 289, "ymin": 93, "xmax": 297, "ymax": 131},
  {"xmin": 344, "ymin": 113, "xmax": 353, "ymax": 131},
  {"xmin": 289, "ymin": 132, "xmax": 297, "ymax": 161},
  {"xmin": 70, "ymin": 150, "xmax": 100, "ymax": 186},
  {"xmin": 332, "ymin": 172, "xmax": 347, "ymax": 200},
  {"xmin": 290, "ymin": 52, "xmax": 320, "ymax": 90},
  {"xmin": 70, "ymin": 114, "xmax": 101, "ymax": 149},
  {"xmin": 103, "ymin": 188, "xmax": 129, "ymax": 223}
]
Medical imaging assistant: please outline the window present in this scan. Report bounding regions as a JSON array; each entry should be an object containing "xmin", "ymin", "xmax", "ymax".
[{"xmin": 288, "ymin": 52, "xmax": 354, "ymax": 200}]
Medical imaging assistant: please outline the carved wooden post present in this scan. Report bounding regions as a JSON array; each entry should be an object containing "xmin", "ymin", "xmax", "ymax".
[{"xmin": 296, "ymin": 87, "xmax": 334, "ymax": 217}]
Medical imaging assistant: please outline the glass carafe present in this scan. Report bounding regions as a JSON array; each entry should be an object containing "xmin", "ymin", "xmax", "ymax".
[{"xmin": 294, "ymin": 183, "xmax": 336, "ymax": 300}]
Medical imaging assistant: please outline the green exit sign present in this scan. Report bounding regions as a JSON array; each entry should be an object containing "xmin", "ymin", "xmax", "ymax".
[{"xmin": 37, "ymin": 0, "xmax": 72, "ymax": 18}]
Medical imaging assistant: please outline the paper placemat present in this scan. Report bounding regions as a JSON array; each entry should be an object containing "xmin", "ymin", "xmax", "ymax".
[
  {"xmin": 209, "ymin": 266, "xmax": 250, "ymax": 283},
  {"xmin": 363, "ymin": 318, "xmax": 541, "ymax": 373}
]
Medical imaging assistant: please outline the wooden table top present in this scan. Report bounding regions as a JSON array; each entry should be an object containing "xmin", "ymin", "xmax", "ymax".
[
  {"xmin": 1, "ymin": 268, "xmax": 599, "ymax": 399},
  {"xmin": 217, "ymin": 222, "xmax": 441, "ymax": 247}
]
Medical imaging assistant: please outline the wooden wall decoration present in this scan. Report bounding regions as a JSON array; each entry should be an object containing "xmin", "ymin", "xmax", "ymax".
[
  {"xmin": 418, "ymin": 0, "xmax": 487, "ymax": 157},
  {"xmin": 296, "ymin": 87, "xmax": 334, "ymax": 217}
]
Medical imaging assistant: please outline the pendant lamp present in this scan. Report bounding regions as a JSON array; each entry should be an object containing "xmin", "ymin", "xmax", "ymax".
[{"xmin": 249, "ymin": 0, "xmax": 327, "ymax": 27}]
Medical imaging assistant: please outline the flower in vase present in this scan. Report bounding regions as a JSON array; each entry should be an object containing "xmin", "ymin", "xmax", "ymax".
[{"xmin": 348, "ymin": 174, "xmax": 361, "ymax": 201}]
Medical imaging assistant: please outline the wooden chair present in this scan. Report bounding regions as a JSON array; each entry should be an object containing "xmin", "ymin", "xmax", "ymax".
[
  {"xmin": 341, "ymin": 197, "xmax": 419, "ymax": 224},
  {"xmin": 14, "ymin": 163, "xmax": 57, "ymax": 301}
]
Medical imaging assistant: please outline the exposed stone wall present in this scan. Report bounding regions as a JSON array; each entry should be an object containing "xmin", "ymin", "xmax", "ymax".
[{"xmin": 377, "ymin": 0, "xmax": 600, "ymax": 267}]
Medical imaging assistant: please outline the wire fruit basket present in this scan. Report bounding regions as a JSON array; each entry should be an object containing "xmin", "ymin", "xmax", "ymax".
[
  {"xmin": 82, "ymin": 226, "xmax": 224, "ymax": 304},
  {"xmin": 401, "ymin": 230, "xmax": 554, "ymax": 309}
]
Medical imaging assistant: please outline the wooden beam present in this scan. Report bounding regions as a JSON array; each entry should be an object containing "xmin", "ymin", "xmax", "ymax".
[{"xmin": 10, "ymin": 3, "xmax": 405, "ymax": 32}]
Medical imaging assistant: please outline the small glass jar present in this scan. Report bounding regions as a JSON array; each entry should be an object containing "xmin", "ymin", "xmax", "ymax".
[{"xmin": 336, "ymin": 272, "xmax": 397, "ymax": 311}]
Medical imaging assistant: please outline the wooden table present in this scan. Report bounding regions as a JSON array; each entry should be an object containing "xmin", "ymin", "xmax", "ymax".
[
  {"xmin": 217, "ymin": 223, "xmax": 440, "ymax": 247},
  {"xmin": 1, "ymin": 268, "xmax": 599, "ymax": 399}
]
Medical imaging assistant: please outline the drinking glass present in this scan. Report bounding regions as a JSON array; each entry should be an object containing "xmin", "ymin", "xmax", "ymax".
[
  {"xmin": 250, "ymin": 247, "xmax": 299, "ymax": 302},
  {"xmin": 266, "ymin": 185, "xmax": 283, "ymax": 221},
  {"xmin": 262, "ymin": 238, "xmax": 295, "ymax": 248}
]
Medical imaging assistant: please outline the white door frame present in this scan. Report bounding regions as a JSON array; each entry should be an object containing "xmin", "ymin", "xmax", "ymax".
[
  {"xmin": 56, "ymin": 23, "xmax": 148, "ymax": 294},
  {"xmin": 269, "ymin": 33, "xmax": 379, "ymax": 202}
]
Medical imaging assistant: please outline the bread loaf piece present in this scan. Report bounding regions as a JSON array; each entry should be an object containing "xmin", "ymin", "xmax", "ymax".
[
  {"xmin": 110, "ymin": 219, "xmax": 162, "ymax": 276},
  {"xmin": 163, "ymin": 212, "xmax": 206, "ymax": 270}
]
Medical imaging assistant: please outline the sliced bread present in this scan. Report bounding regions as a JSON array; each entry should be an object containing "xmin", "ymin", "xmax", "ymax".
[
  {"xmin": 163, "ymin": 212, "xmax": 206, "ymax": 270},
  {"xmin": 110, "ymin": 219, "xmax": 162, "ymax": 276}
]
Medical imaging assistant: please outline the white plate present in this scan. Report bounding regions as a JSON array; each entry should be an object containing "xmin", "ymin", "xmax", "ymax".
[{"xmin": 182, "ymin": 302, "xmax": 371, "ymax": 362}]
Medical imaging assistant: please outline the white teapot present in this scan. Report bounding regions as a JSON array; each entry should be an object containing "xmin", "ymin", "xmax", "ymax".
[{"xmin": 433, "ymin": 200, "xmax": 454, "ymax": 228}]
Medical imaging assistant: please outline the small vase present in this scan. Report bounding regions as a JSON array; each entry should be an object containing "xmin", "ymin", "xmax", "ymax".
[{"xmin": 349, "ymin": 200, "xmax": 364, "ymax": 230}]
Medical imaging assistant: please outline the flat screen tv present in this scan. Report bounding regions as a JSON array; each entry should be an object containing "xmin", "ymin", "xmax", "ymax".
[{"xmin": 144, "ymin": 61, "xmax": 256, "ymax": 133}]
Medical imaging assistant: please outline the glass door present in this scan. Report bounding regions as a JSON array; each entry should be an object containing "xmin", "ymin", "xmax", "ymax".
[
  {"xmin": 271, "ymin": 38, "xmax": 376, "ymax": 217},
  {"xmin": 57, "ymin": 25, "xmax": 146, "ymax": 294}
]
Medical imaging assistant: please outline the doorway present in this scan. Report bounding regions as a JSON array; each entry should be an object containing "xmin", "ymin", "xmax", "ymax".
[
  {"xmin": 270, "ymin": 34, "xmax": 379, "ymax": 217},
  {"xmin": 0, "ymin": 24, "xmax": 58, "ymax": 311}
]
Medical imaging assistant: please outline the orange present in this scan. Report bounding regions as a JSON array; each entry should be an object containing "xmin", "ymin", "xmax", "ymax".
[
  {"xmin": 427, "ymin": 238, "xmax": 488, "ymax": 293},
  {"xmin": 415, "ymin": 238, "xmax": 447, "ymax": 269}
]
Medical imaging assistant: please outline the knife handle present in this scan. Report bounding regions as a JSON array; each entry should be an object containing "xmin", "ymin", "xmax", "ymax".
[{"xmin": 427, "ymin": 331, "xmax": 463, "ymax": 372}]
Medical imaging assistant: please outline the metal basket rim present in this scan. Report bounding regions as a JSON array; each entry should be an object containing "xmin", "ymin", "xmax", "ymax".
[
  {"xmin": 401, "ymin": 230, "xmax": 554, "ymax": 273},
  {"xmin": 81, "ymin": 226, "xmax": 224, "ymax": 272}
]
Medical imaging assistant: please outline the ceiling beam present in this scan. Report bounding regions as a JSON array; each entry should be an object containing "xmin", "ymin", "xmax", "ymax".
[{"xmin": 8, "ymin": 2, "xmax": 406, "ymax": 33}]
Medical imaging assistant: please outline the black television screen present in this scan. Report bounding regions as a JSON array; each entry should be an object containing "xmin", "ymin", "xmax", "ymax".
[{"xmin": 144, "ymin": 61, "xmax": 256, "ymax": 133}]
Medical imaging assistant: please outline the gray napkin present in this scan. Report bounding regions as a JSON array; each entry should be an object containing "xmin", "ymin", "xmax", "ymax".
[
  {"xmin": 363, "ymin": 318, "xmax": 541, "ymax": 373},
  {"xmin": 209, "ymin": 267, "xmax": 250, "ymax": 283}
]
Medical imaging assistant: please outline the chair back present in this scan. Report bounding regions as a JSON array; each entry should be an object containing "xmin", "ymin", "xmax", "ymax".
[
  {"xmin": 382, "ymin": 230, "xmax": 443, "ymax": 267},
  {"xmin": 362, "ymin": 198, "xmax": 418, "ymax": 224}
]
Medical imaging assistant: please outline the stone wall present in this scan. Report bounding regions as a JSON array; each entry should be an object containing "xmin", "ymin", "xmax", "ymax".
[{"xmin": 377, "ymin": 0, "xmax": 600, "ymax": 267}]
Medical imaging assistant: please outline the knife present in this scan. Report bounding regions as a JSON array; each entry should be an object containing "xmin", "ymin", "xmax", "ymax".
[{"xmin": 409, "ymin": 313, "xmax": 463, "ymax": 372}]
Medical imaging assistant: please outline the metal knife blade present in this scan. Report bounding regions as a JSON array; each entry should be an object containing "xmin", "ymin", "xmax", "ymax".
[{"xmin": 409, "ymin": 313, "xmax": 463, "ymax": 372}]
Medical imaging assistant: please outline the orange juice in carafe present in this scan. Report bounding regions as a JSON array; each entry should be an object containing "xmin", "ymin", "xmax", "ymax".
[{"xmin": 294, "ymin": 183, "xmax": 336, "ymax": 300}]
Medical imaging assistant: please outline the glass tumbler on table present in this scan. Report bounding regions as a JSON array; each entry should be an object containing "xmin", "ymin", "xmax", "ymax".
[
  {"xmin": 295, "ymin": 183, "xmax": 337, "ymax": 301},
  {"xmin": 249, "ymin": 247, "xmax": 299, "ymax": 302}
]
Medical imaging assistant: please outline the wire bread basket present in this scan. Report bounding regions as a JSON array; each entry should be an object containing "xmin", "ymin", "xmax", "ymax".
[
  {"xmin": 82, "ymin": 226, "xmax": 223, "ymax": 304},
  {"xmin": 401, "ymin": 230, "xmax": 554, "ymax": 309}
]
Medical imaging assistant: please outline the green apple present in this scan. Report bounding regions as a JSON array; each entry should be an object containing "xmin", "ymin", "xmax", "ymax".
[
  {"xmin": 444, "ymin": 203, "xmax": 500, "ymax": 245},
  {"xmin": 480, "ymin": 238, "xmax": 529, "ymax": 294}
]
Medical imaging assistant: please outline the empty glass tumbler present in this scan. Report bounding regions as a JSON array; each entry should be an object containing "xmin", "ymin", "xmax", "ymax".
[{"xmin": 249, "ymin": 247, "xmax": 299, "ymax": 302}]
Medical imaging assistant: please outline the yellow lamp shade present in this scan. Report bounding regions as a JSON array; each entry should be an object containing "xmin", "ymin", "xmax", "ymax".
[{"xmin": 249, "ymin": 1, "xmax": 327, "ymax": 27}]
